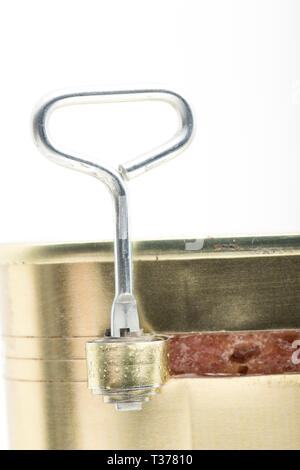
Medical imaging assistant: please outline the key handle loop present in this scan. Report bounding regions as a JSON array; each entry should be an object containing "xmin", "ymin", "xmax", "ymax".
[{"xmin": 32, "ymin": 88, "xmax": 194, "ymax": 337}]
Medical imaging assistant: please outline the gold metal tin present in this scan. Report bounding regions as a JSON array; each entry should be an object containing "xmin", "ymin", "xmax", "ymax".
[
  {"xmin": 1, "ymin": 236, "xmax": 300, "ymax": 449},
  {"xmin": 1, "ymin": 236, "xmax": 300, "ymax": 336},
  {"xmin": 5, "ymin": 375, "xmax": 300, "ymax": 450}
]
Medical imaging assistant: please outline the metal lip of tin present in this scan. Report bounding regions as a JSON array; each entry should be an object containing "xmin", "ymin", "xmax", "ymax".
[{"xmin": 1, "ymin": 233, "xmax": 300, "ymax": 264}]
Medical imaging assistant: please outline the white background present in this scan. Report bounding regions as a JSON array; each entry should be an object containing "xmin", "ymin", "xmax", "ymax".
[{"xmin": 1, "ymin": 0, "xmax": 300, "ymax": 449}]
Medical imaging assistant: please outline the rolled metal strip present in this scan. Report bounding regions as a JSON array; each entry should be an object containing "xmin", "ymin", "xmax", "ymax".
[{"xmin": 86, "ymin": 334, "xmax": 170, "ymax": 405}]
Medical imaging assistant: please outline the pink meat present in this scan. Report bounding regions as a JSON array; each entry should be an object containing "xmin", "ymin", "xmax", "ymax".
[{"xmin": 169, "ymin": 331, "xmax": 300, "ymax": 377}]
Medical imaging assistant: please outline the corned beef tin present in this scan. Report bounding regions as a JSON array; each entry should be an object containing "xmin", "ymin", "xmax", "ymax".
[{"xmin": 1, "ymin": 236, "xmax": 300, "ymax": 449}]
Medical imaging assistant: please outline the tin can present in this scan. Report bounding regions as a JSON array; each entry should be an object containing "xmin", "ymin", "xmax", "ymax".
[{"xmin": 1, "ymin": 236, "xmax": 300, "ymax": 450}]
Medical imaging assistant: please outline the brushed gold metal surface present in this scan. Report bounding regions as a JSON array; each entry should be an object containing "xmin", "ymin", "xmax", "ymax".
[
  {"xmin": 4, "ymin": 337, "xmax": 92, "ymax": 360},
  {"xmin": 86, "ymin": 335, "xmax": 170, "ymax": 395},
  {"xmin": 1, "ymin": 237, "xmax": 300, "ymax": 449},
  {"xmin": 6, "ymin": 376, "xmax": 300, "ymax": 450},
  {"xmin": 5, "ymin": 357, "xmax": 87, "ymax": 382},
  {"xmin": 1, "ymin": 236, "xmax": 300, "ymax": 335}
]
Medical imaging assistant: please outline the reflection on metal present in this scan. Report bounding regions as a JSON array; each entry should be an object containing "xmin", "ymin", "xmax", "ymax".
[
  {"xmin": 1, "ymin": 236, "xmax": 300, "ymax": 448},
  {"xmin": 5, "ymin": 376, "xmax": 300, "ymax": 450},
  {"xmin": 1, "ymin": 236, "xmax": 300, "ymax": 336},
  {"xmin": 86, "ymin": 335, "xmax": 170, "ymax": 409}
]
